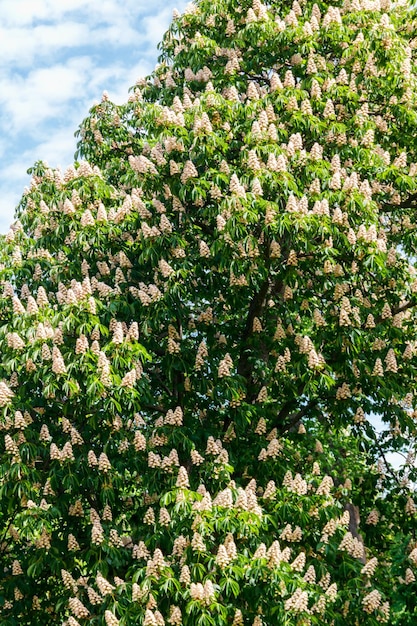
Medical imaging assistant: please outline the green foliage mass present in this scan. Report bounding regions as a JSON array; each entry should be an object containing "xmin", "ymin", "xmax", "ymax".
[{"xmin": 2, "ymin": 0, "xmax": 417, "ymax": 624}]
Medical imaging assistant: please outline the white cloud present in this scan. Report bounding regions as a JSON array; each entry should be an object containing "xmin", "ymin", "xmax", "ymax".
[
  {"xmin": 26, "ymin": 126, "xmax": 80, "ymax": 169},
  {"xmin": 0, "ymin": 126, "xmax": 80, "ymax": 230},
  {"xmin": 0, "ymin": 0, "xmax": 180, "ymax": 28},
  {"xmin": 0, "ymin": 188, "xmax": 22, "ymax": 229},
  {"xmin": 0, "ymin": 1, "xmax": 177, "ymax": 69},
  {"xmin": 89, "ymin": 60, "xmax": 156, "ymax": 104},
  {"xmin": 0, "ymin": 0, "xmax": 190, "ymax": 232},
  {"xmin": 141, "ymin": 7, "xmax": 181, "ymax": 47},
  {"xmin": 0, "ymin": 59, "xmax": 93, "ymax": 132},
  {"xmin": 1, "ymin": 0, "xmax": 134, "ymax": 26},
  {"xmin": 0, "ymin": 22, "xmax": 91, "ymax": 67},
  {"xmin": 0, "ymin": 52, "xmax": 157, "ymax": 138}
]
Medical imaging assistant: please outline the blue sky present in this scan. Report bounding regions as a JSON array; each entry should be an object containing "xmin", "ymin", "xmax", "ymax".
[{"xmin": 0, "ymin": 0, "xmax": 189, "ymax": 233}]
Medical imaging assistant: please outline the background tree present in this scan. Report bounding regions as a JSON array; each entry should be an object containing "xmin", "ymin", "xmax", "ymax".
[{"xmin": 2, "ymin": 0, "xmax": 417, "ymax": 624}]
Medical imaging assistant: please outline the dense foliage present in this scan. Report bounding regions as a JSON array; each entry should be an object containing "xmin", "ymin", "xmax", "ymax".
[{"xmin": 2, "ymin": 0, "xmax": 417, "ymax": 623}]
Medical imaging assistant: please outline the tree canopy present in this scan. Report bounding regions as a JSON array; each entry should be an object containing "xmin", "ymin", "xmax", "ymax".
[{"xmin": 2, "ymin": 0, "xmax": 417, "ymax": 624}]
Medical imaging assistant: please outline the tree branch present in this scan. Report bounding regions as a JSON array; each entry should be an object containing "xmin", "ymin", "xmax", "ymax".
[
  {"xmin": 381, "ymin": 192, "xmax": 417, "ymax": 213},
  {"xmin": 236, "ymin": 278, "xmax": 270, "ymax": 391},
  {"xmin": 140, "ymin": 403, "xmax": 166, "ymax": 414},
  {"xmin": 278, "ymin": 397, "xmax": 320, "ymax": 434}
]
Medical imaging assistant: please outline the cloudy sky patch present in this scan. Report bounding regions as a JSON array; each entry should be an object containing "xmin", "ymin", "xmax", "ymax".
[{"xmin": 0, "ymin": 0, "xmax": 188, "ymax": 232}]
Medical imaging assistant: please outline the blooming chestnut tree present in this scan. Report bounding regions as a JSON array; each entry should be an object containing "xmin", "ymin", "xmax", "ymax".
[{"xmin": 2, "ymin": 0, "xmax": 417, "ymax": 624}]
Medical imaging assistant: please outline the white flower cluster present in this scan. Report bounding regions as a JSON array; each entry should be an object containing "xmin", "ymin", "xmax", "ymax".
[
  {"xmin": 284, "ymin": 588, "xmax": 309, "ymax": 613},
  {"xmin": 339, "ymin": 532, "xmax": 365, "ymax": 560}
]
